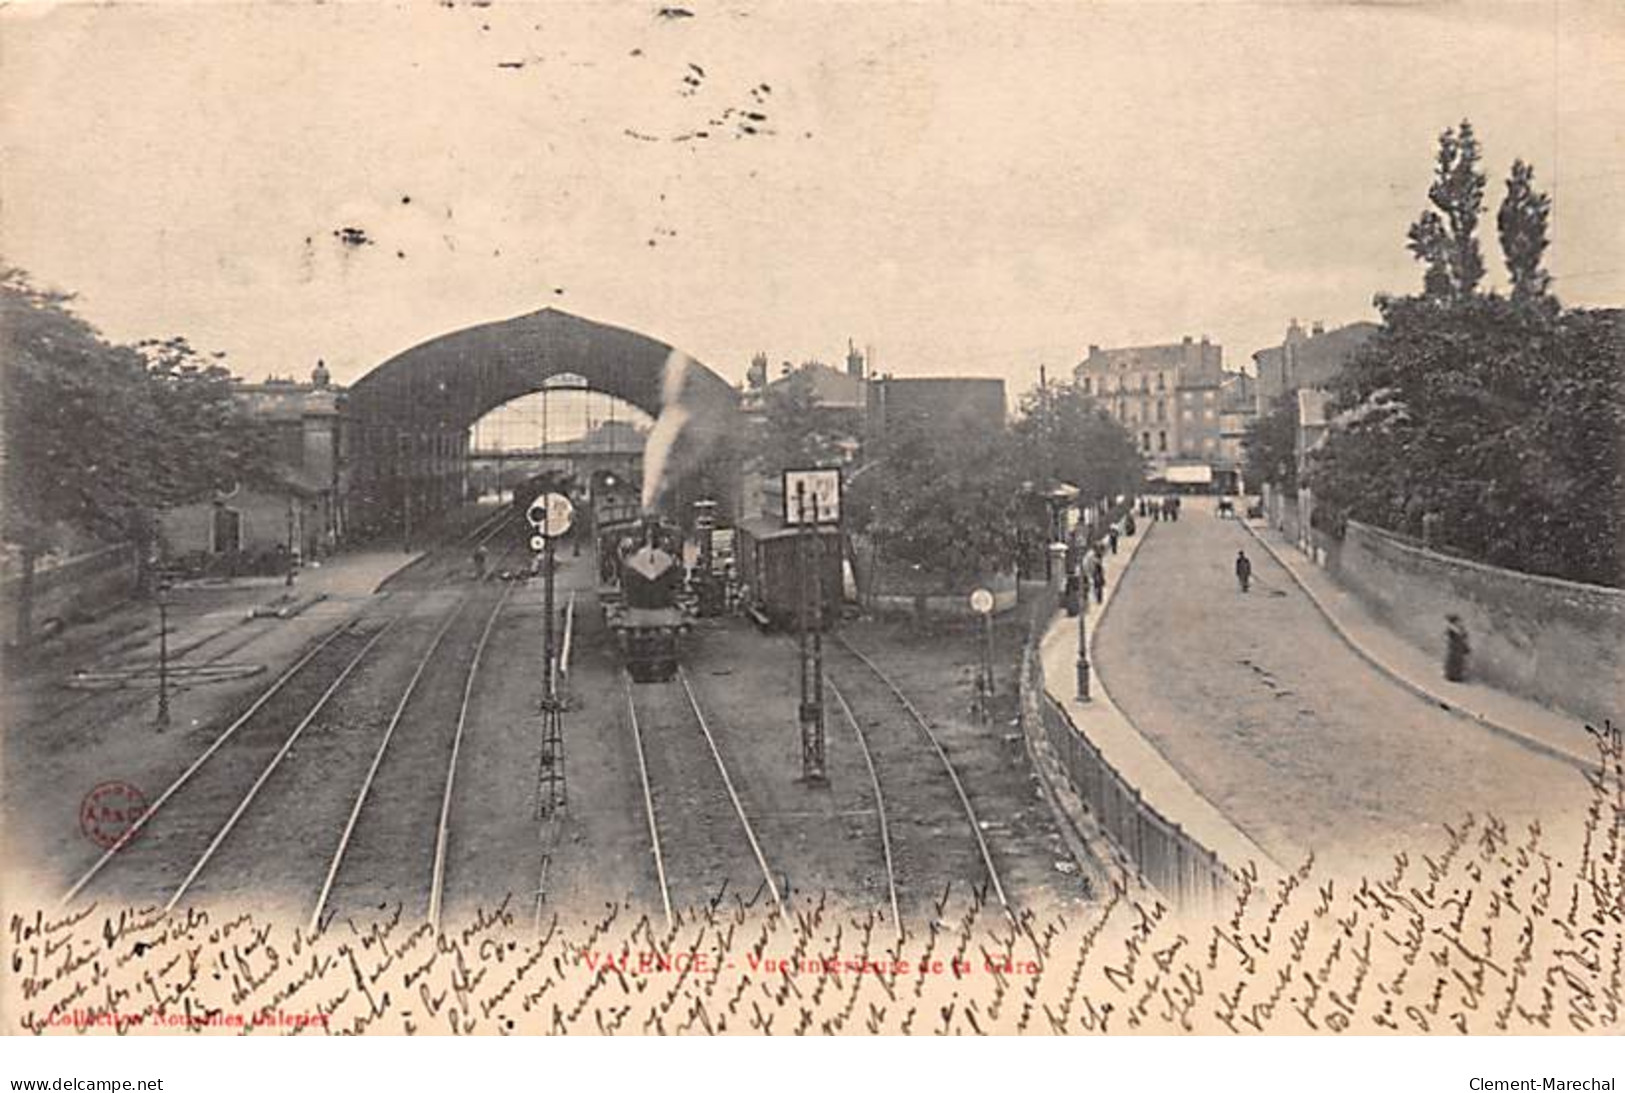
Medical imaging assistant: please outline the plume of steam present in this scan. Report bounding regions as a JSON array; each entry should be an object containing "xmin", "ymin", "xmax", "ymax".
[
  {"xmin": 641, "ymin": 348, "xmax": 737, "ymax": 512},
  {"xmin": 642, "ymin": 351, "xmax": 694, "ymax": 510}
]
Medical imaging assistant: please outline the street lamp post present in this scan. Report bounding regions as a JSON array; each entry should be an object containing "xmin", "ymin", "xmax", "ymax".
[
  {"xmin": 1075, "ymin": 583, "xmax": 1091, "ymax": 702},
  {"xmin": 156, "ymin": 581, "xmax": 172, "ymax": 730}
]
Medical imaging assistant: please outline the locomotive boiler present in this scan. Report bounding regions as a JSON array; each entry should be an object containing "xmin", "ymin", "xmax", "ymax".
[{"xmin": 598, "ymin": 514, "xmax": 691, "ymax": 682}]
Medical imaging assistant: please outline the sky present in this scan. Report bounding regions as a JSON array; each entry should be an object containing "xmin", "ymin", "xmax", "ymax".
[{"xmin": 3, "ymin": 1, "xmax": 1622, "ymax": 410}]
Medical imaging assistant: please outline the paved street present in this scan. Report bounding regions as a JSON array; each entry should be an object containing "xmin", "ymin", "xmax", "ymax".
[{"xmin": 1091, "ymin": 497, "xmax": 1588, "ymax": 876}]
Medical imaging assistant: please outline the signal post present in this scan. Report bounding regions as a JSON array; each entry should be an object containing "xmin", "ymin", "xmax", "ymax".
[
  {"xmin": 527, "ymin": 492, "xmax": 574, "ymax": 819},
  {"xmin": 785, "ymin": 468, "xmax": 842, "ymax": 788}
]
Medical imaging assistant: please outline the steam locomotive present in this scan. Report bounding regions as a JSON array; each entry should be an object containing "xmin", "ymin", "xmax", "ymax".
[
  {"xmin": 505, "ymin": 469, "xmax": 692, "ymax": 680},
  {"xmin": 598, "ymin": 513, "xmax": 691, "ymax": 682}
]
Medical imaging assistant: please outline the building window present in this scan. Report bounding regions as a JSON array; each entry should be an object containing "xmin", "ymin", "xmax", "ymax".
[
  {"xmin": 1081, "ymin": 376, "xmax": 1092, "ymax": 395},
  {"xmin": 1141, "ymin": 431, "xmax": 1151, "ymax": 451},
  {"xmin": 1158, "ymin": 431, "xmax": 1167, "ymax": 452},
  {"xmin": 1156, "ymin": 401, "xmax": 1166, "ymax": 422},
  {"xmin": 1183, "ymin": 409, "xmax": 1194, "ymax": 421},
  {"xmin": 1204, "ymin": 408, "xmax": 1215, "ymax": 421},
  {"xmin": 1157, "ymin": 372, "xmax": 1166, "ymax": 392}
]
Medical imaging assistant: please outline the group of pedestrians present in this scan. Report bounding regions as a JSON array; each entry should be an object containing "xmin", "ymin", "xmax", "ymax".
[
  {"xmin": 1065, "ymin": 543, "xmax": 1108, "ymax": 614},
  {"xmin": 1137, "ymin": 495, "xmax": 1182, "ymax": 522}
]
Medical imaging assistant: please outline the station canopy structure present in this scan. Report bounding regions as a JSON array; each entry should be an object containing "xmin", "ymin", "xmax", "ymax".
[{"xmin": 345, "ymin": 307, "xmax": 738, "ymax": 537}]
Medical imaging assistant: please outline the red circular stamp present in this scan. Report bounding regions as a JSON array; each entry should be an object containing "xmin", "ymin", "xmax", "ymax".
[{"xmin": 79, "ymin": 781, "xmax": 149, "ymax": 849}]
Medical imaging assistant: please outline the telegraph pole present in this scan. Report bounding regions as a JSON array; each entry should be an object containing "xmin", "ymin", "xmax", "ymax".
[{"xmin": 797, "ymin": 483, "xmax": 827, "ymax": 786}]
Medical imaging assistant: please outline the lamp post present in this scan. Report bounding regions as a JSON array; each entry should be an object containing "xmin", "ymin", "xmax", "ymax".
[
  {"xmin": 156, "ymin": 580, "xmax": 172, "ymax": 730},
  {"xmin": 1073, "ymin": 522, "xmax": 1092, "ymax": 703}
]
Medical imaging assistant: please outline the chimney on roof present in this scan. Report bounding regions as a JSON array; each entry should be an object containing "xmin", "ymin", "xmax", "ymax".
[
  {"xmin": 846, "ymin": 339, "xmax": 865, "ymax": 381},
  {"xmin": 1311, "ymin": 320, "xmax": 1325, "ymax": 336},
  {"xmin": 746, "ymin": 352, "xmax": 768, "ymax": 390},
  {"xmin": 1182, "ymin": 335, "xmax": 1193, "ymax": 345}
]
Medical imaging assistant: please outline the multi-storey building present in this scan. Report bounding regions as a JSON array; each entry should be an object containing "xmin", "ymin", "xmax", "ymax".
[
  {"xmin": 1251, "ymin": 319, "xmax": 1378, "ymax": 415},
  {"xmin": 1217, "ymin": 370, "xmax": 1257, "ymax": 491},
  {"xmin": 1074, "ymin": 336, "xmax": 1225, "ymax": 483}
]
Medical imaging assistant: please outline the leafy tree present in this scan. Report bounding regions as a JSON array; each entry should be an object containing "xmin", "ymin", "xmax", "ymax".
[
  {"xmin": 1309, "ymin": 120, "xmax": 1624, "ymax": 586},
  {"xmin": 1406, "ymin": 120, "xmax": 1486, "ymax": 302},
  {"xmin": 134, "ymin": 336, "xmax": 277, "ymax": 507},
  {"xmin": 1011, "ymin": 379, "xmax": 1144, "ymax": 503},
  {"xmin": 749, "ymin": 370, "xmax": 860, "ymax": 479},
  {"xmin": 2, "ymin": 268, "xmax": 277, "ymax": 640},
  {"xmin": 851, "ymin": 416, "xmax": 1023, "ymax": 589},
  {"xmin": 1242, "ymin": 395, "xmax": 1300, "ymax": 498},
  {"xmin": 1312, "ymin": 280, "xmax": 1623, "ymax": 585},
  {"xmin": 1497, "ymin": 159, "xmax": 1553, "ymax": 304},
  {"xmin": 2, "ymin": 270, "xmax": 152, "ymax": 548}
]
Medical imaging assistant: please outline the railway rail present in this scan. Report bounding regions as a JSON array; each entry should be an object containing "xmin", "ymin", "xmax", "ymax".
[
  {"xmin": 623, "ymin": 667, "xmax": 784, "ymax": 926},
  {"xmin": 61, "ymin": 513, "xmax": 533, "ymax": 920},
  {"xmin": 59, "ymin": 619, "xmax": 380, "ymax": 906},
  {"xmin": 827, "ymin": 634, "xmax": 1014, "ymax": 923}
]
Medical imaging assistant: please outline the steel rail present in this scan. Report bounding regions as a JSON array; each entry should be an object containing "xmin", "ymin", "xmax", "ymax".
[
  {"xmin": 458, "ymin": 504, "xmax": 515, "ymax": 547},
  {"xmin": 58, "ymin": 621, "xmax": 360, "ymax": 907},
  {"xmin": 164, "ymin": 619, "xmax": 399, "ymax": 910},
  {"xmin": 622, "ymin": 674, "xmax": 674, "ymax": 929},
  {"xmin": 831, "ymin": 635, "xmax": 1014, "ymax": 919},
  {"xmin": 676, "ymin": 667, "xmax": 785, "ymax": 917},
  {"xmin": 427, "ymin": 582, "xmax": 515, "ymax": 929},
  {"xmin": 308, "ymin": 598, "xmax": 476, "ymax": 933},
  {"xmin": 825, "ymin": 676, "xmax": 903, "ymax": 942}
]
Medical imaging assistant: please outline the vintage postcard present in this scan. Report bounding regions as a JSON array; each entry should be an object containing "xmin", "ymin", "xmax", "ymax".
[{"xmin": 2, "ymin": 0, "xmax": 1621, "ymax": 1067}]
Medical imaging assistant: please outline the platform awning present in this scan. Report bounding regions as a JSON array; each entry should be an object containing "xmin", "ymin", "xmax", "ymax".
[{"xmin": 1165, "ymin": 464, "xmax": 1213, "ymax": 484}]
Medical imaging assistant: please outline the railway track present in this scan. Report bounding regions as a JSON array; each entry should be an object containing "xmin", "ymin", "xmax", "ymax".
[
  {"xmin": 824, "ymin": 677, "xmax": 902, "ymax": 940},
  {"xmin": 60, "ymin": 513, "xmax": 533, "ymax": 920},
  {"xmin": 826, "ymin": 634, "xmax": 1014, "ymax": 924},
  {"xmin": 59, "ymin": 618, "xmax": 392, "ymax": 907},
  {"xmin": 623, "ymin": 667, "xmax": 784, "ymax": 926},
  {"xmin": 26, "ymin": 606, "xmax": 285, "ymax": 735},
  {"xmin": 276, "ymin": 518, "xmax": 528, "ymax": 926}
]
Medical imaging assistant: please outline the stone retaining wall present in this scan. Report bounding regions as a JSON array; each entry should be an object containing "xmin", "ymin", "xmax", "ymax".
[{"xmin": 1337, "ymin": 520, "xmax": 1624, "ymax": 726}]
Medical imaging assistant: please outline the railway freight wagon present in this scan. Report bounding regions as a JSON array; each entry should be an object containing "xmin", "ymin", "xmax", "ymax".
[{"xmin": 735, "ymin": 518, "xmax": 843, "ymax": 631}]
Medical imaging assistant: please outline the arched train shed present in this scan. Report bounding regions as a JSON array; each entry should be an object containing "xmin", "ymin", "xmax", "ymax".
[{"xmin": 345, "ymin": 307, "xmax": 739, "ymax": 540}]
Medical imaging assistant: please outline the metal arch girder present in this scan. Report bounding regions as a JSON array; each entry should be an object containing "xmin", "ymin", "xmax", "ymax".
[{"xmin": 347, "ymin": 306, "xmax": 738, "ymax": 431}]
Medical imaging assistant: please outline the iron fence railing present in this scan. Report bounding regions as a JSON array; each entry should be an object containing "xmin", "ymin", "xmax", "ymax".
[{"xmin": 1021, "ymin": 588, "xmax": 1231, "ymax": 910}]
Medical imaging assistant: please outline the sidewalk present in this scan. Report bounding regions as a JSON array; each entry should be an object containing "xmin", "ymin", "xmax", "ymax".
[
  {"xmin": 1038, "ymin": 518, "xmax": 1285, "ymax": 882},
  {"xmin": 275, "ymin": 548, "xmax": 425, "ymax": 603},
  {"xmin": 1240, "ymin": 518, "xmax": 1598, "ymax": 771},
  {"xmin": 15, "ymin": 548, "xmax": 422, "ymax": 679}
]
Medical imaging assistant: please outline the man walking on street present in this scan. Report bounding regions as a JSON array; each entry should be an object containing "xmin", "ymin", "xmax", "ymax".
[
  {"xmin": 1084, "ymin": 545, "xmax": 1106, "ymax": 604},
  {"xmin": 1234, "ymin": 549, "xmax": 1252, "ymax": 593}
]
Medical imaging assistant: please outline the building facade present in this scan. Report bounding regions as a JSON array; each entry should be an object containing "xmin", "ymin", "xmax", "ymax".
[
  {"xmin": 1074, "ymin": 336, "xmax": 1224, "ymax": 482},
  {"xmin": 1217, "ymin": 370, "xmax": 1257, "ymax": 491},
  {"xmin": 1251, "ymin": 319, "xmax": 1378, "ymax": 415},
  {"xmin": 158, "ymin": 362, "xmax": 350, "ymax": 569}
]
